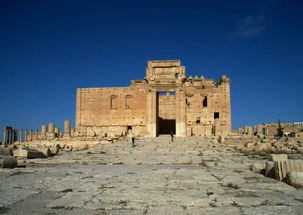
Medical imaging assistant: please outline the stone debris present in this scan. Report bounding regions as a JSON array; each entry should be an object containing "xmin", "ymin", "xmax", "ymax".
[
  {"xmin": 250, "ymin": 162, "xmax": 266, "ymax": 173},
  {"xmin": 250, "ymin": 155, "xmax": 303, "ymax": 187},
  {"xmin": 268, "ymin": 154, "xmax": 288, "ymax": 162},
  {"xmin": 13, "ymin": 147, "xmax": 47, "ymax": 159},
  {"xmin": 0, "ymin": 147, "xmax": 13, "ymax": 156},
  {"xmin": 274, "ymin": 160, "xmax": 303, "ymax": 181},
  {"xmin": 286, "ymin": 171, "xmax": 303, "ymax": 188},
  {"xmin": 228, "ymin": 135, "xmax": 303, "ymax": 155},
  {"xmin": 265, "ymin": 161, "xmax": 275, "ymax": 178},
  {"xmin": 0, "ymin": 155, "xmax": 17, "ymax": 168}
]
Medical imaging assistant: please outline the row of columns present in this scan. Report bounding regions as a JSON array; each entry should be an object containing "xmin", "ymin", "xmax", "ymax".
[
  {"xmin": 2, "ymin": 126, "xmax": 17, "ymax": 145},
  {"xmin": 2, "ymin": 120, "xmax": 72, "ymax": 144},
  {"xmin": 2, "ymin": 127, "xmax": 31, "ymax": 145},
  {"xmin": 40, "ymin": 121, "xmax": 70, "ymax": 135},
  {"xmin": 238, "ymin": 125, "xmax": 269, "ymax": 136}
]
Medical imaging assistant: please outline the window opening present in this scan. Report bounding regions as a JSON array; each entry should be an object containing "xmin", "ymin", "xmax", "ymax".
[
  {"xmin": 125, "ymin": 95, "xmax": 132, "ymax": 109},
  {"xmin": 203, "ymin": 96, "xmax": 207, "ymax": 107},
  {"xmin": 196, "ymin": 117, "xmax": 201, "ymax": 124},
  {"xmin": 214, "ymin": 112, "xmax": 219, "ymax": 119},
  {"xmin": 110, "ymin": 95, "xmax": 117, "ymax": 109}
]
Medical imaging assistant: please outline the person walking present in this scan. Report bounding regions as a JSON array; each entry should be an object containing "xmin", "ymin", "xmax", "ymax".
[
  {"xmin": 170, "ymin": 131, "xmax": 174, "ymax": 142},
  {"xmin": 131, "ymin": 136, "xmax": 135, "ymax": 147}
]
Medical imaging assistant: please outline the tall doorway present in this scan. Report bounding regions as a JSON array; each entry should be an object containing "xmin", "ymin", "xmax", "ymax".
[{"xmin": 157, "ymin": 92, "xmax": 176, "ymax": 135}]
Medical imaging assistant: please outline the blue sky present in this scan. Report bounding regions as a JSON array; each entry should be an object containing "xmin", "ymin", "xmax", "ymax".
[{"xmin": 0, "ymin": 0, "xmax": 303, "ymax": 136}]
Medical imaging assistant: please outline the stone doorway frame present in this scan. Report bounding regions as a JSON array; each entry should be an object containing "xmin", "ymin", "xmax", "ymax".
[{"xmin": 146, "ymin": 88, "xmax": 186, "ymax": 137}]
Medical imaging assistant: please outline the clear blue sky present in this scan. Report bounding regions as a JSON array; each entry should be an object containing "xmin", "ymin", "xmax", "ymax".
[{"xmin": 1, "ymin": 0, "xmax": 303, "ymax": 136}]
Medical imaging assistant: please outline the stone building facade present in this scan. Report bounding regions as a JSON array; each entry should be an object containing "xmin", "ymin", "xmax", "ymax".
[
  {"xmin": 75, "ymin": 60, "xmax": 231, "ymax": 137},
  {"xmin": 255, "ymin": 122, "xmax": 303, "ymax": 137}
]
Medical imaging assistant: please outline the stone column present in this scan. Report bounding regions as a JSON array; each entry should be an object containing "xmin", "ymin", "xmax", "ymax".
[
  {"xmin": 9, "ymin": 127, "xmax": 14, "ymax": 145},
  {"xmin": 13, "ymin": 129, "xmax": 18, "ymax": 142},
  {"xmin": 5, "ymin": 127, "xmax": 9, "ymax": 146},
  {"xmin": 146, "ymin": 89, "xmax": 157, "ymax": 137},
  {"xmin": 24, "ymin": 129, "xmax": 27, "ymax": 141},
  {"xmin": 19, "ymin": 129, "xmax": 23, "ymax": 143},
  {"xmin": 256, "ymin": 125, "xmax": 263, "ymax": 135},
  {"xmin": 48, "ymin": 122, "xmax": 55, "ymax": 133},
  {"xmin": 23, "ymin": 129, "xmax": 26, "ymax": 144},
  {"xmin": 176, "ymin": 89, "xmax": 186, "ymax": 137},
  {"xmin": 264, "ymin": 127, "xmax": 269, "ymax": 136},
  {"xmin": 54, "ymin": 127, "xmax": 60, "ymax": 137},
  {"xmin": 35, "ymin": 129, "xmax": 39, "ymax": 140},
  {"xmin": 11, "ymin": 127, "xmax": 14, "ymax": 144},
  {"xmin": 41, "ymin": 125, "xmax": 47, "ymax": 134},
  {"xmin": 247, "ymin": 126, "xmax": 253, "ymax": 136},
  {"xmin": 151, "ymin": 90, "xmax": 157, "ymax": 137},
  {"xmin": 29, "ymin": 129, "xmax": 32, "ymax": 141},
  {"xmin": 64, "ymin": 120, "xmax": 71, "ymax": 134},
  {"xmin": 3, "ymin": 126, "xmax": 7, "ymax": 145},
  {"xmin": 180, "ymin": 89, "xmax": 187, "ymax": 136}
]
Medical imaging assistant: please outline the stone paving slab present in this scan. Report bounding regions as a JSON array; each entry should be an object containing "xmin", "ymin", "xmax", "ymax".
[{"xmin": 0, "ymin": 137, "xmax": 303, "ymax": 214}]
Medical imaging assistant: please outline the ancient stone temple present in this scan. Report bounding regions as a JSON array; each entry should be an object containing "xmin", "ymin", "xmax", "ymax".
[{"xmin": 76, "ymin": 60, "xmax": 231, "ymax": 137}]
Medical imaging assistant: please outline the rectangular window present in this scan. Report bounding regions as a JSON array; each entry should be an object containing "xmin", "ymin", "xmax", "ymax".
[
  {"xmin": 196, "ymin": 117, "xmax": 201, "ymax": 124},
  {"xmin": 125, "ymin": 95, "xmax": 132, "ymax": 109},
  {"xmin": 110, "ymin": 95, "xmax": 117, "ymax": 109},
  {"xmin": 214, "ymin": 112, "xmax": 219, "ymax": 119},
  {"xmin": 203, "ymin": 96, "xmax": 207, "ymax": 107}
]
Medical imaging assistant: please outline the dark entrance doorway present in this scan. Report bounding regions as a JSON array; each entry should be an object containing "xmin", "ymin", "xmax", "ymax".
[
  {"xmin": 158, "ymin": 118, "xmax": 176, "ymax": 134},
  {"xmin": 157, "ymin": 92, "xmax": 176, "ymax": 135}
]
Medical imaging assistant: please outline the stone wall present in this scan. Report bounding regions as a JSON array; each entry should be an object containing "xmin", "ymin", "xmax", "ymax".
[
  {"xmin": 76, "ymin": 82, "xmax": 147, "ymax": 137},
  {"xmin": 75, "ymin": 60, "xmax": 232, "ymax": 137},
  {"xmin": 158, "ymin": 94, "xmax": 176, "ymax": 120},
  {"xmin": 184, "ymin": 75, "xmax": 231, "ymax": 136}
]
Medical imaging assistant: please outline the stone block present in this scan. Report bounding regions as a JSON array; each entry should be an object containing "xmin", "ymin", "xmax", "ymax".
[
  {"xmin": 274, "ymin": 160, "xmax": 303, "ymax": 181},
  {"xmin": 13, "ymin": 147, "xmax": 46, "ymax": 159},
  {"xmin": 286, "ymin": 171, "xmax": 303, "ymax": 188},
  {"xmin": 218, "ymin": 135, "xmax": 225, "ymax": 143},
  {"xmin": 247, "ymin": 126, "xmax": 253, "ymax": 136},
  {"xmin": 265, "ymin": 161, "xmax": 275, "ymax": 178},
  {"xmin": 13, "ymin": 148, "xmax": 28, "ymax": 159},
  {"xmin": 38, "ymin": 147, "xmax": 52, "ymax": 157},
  {"xmin": 245, "ymin": 142, "xmax": 255, "ymax": 150},
  {"xmin": 250, "ymin": 162, "xmax": 266, "ymax": 173},
  {"xmin": 255, "ymin": 142, "xmax": 271, "ymax": 152},
  {"xmin": 0, "ymin": 147, "xmax": 13, "ymax": 156},
  {"xmin": 0, "ymin": 155, "xmax": 17, "ymax": 168},
  {"xmin": 64, "ymin": 120, "xmax": 71, "ymax": 134},
  {"xmin": 267, "ymin": 154, "xmax": 288, "ymax": 162}
]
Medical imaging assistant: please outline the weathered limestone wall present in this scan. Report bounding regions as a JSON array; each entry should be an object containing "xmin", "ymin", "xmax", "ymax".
[
  {"xmin": 184, "ymin": 75, "xmax": 231, "ymax": 136},
  {"xmin": 76, "ymin": 82, "xmax": 147, "ymax": 136},
  {"xmin": 158, "ymin": 94, "xmax": 176, "ymax": 120},
  {"xmin": 253, "ymin": 123, "xmax": 303, "ymax": 137},
  {"xmin": 75, "ymin": 60, "xmax": 231, "ymax": 137}
]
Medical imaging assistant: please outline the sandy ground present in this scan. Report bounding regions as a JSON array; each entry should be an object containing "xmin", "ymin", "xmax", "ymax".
[{"xmin": 0, "ymin": 136, "xmax": 303, "ymax": 215}]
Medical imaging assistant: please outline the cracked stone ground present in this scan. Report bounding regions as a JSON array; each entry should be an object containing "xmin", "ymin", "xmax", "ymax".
[{"xmin": 1, "ymin": 136, "xmax": 303, "ymax": 214}]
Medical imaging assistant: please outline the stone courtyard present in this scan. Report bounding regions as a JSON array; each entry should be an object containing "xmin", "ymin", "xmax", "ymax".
[{"xmin": 1, "ymin": 137, "xmax": 303, "ymax": 215}]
